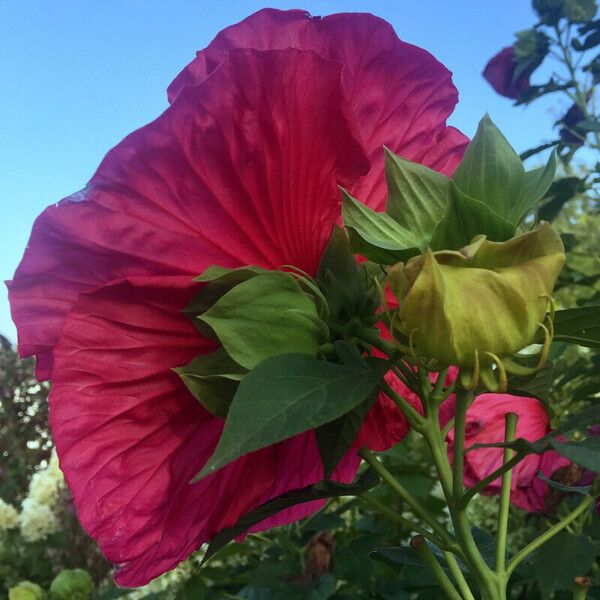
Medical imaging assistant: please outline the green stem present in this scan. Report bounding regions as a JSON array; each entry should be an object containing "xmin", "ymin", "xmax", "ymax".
[
  {"xmin": 443, "ymin": 551, "xmax": 476, "ymax": 600},
  {"xmin": 359, "ymin": 492, "xmax": 449, "ymax": 549},
  {"xmin": 452, "ymin": 389, "xmax": 471, "ymax": 500},
  {"xmin": 460, "ymin": 453, "xmax": 526, "ymax": 508},
  {"xmin": 378, "ymin": 379, "xmax": 425, "ymax": 431},
  {"xmin": 506, "ymin": 495, "xmax": 593, "ymax": 578},
  {"xmin": 411, "ymin": 536, "xmax": 463, "ymax": 600},
  {"xmin": 358, "ymin": 447, "xmax": 455, "ymax": 548},
  {"xmin": 495, "ymin": 412, "xmax": 519, "ymax": 573}
]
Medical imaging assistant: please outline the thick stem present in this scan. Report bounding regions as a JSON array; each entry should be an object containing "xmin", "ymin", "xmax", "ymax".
[
  {"xmin": 411, "ymin": 536, "xmax": 463, "ymax": 600},
  {"xmin": 495, "ymin": 413, "xmax": 519, "ymax": 573},
  {"xmin": 378, "ymin": 379, "xmax": 425, "ymax": 431},
  {"xmin": 506, "ymin": 495, "xmax": 593, "ymax": 578}
]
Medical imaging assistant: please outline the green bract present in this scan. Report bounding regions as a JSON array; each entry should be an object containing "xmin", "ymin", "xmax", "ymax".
[
  {"xmin": 199, "ymin": 271, "xmax": 327, "ymax": 369},
  {"xmin": 389, "ymin": 223, "xmax": 565, "ymax": 368},
  {"xmin": 49, "ymin": 570, "xmax": 93, "ymax": 600}
]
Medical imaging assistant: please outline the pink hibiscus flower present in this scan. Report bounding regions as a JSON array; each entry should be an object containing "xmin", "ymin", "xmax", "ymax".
[
  {"xmin": 8, "ymin": 9, "xmax": 467, "ymax": 585},
  {"xmin": 483, "ymin": 46, "xmax": 531, "ymax": 100},
  {"xmin": 447, "ymin": 393, "xmax": 570, "ymax": 512}
]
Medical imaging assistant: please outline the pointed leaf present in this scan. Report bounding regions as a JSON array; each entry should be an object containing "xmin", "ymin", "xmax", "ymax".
[
  {"xmin": 507, "ymin": 362, "xmax": 554, "ymax": 405},
  {"xmin": 199, "ymin": 272, "xmax": 326, "ymax": 369},
  {"xmin": 550, "ymin": 437, "xmax": 600, "ymax": 471},
  {"xmin": 519, "ymin": 150, "xmax": 557, "ymax": 220},
  {"xmin": 384, "ymin": 149, "xmax": 450, "ymax": 246},
  {"xmin": 194, "ymin": 353, "xmax": 384, "ymax": 480},
  {"xmin": 174, "ymin": 348, "xmax": 247, "ymax": 417},
  {"xmin": 553, "ymin": 306, "xmax": 600, "ymax": 348}
]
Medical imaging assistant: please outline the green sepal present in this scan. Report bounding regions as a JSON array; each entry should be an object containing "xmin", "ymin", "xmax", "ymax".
[
  {"xmin": 384, "ymin": 147, "xmax": 450, "ymax": 246},
  {"xmin": 342, "ymin": 189, "xmax": 420, "ymax": 264},
  {"xmin": 316, "ymin": 226, "xmax": 381, "ymax": 323},
  {"xmin": 199, "ymin": 271, "xmax": 327, "ymax": 370},
  {"xmin": 193, "ymin": 352, "xmax": 385, "ymax": 481},
  {"xmin": 184, "ymin": 266, "xmax": 267, "ymax": 338},
  {"xmin": 451, "ymin": 115, "xmax": 556, "ymax": 227},
  {"xmin": 429, "ymin": 184, "xmax": 515, "ymax": 251},
  {"xmin": 173, "ymin": 348, "xmax": 247, "ymax": 418}
]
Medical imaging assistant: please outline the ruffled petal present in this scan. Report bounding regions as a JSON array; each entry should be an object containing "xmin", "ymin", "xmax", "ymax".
[
  {"xmin": 8, "ymin": 47, "xmax": 369, "ymax": 379},
  {"xmin": 51, "ymin": 276, "xmax": 359, "ymax": 586},
  {"xmin": 167, "ymin": 8, "xmax": 469, "ymax": 211}
]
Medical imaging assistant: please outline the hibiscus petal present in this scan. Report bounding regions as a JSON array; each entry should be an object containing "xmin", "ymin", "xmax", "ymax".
[
  {"xmin": 167, "ymin": 8, "xmax": 469, "ymax": 209},
  {"xmin": 51, "ymin": 276, "xmax": 359, "ymax": 586},
  {"xmin": 8, "ymin": 47, "xmax": 370, "ymax": 379}
]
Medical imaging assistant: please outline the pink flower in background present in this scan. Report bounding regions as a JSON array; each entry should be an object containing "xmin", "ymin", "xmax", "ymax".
[
  {"xmin": 447, "ymin": 393, "xmax": 570, "ymax": 512},
  {"xmin": 483, "ymin": 46, "xmax": 531, "ymax": 99},
  {"xmin": 7, "ymin": 9, "xmax": 467, "ymax": 586}
]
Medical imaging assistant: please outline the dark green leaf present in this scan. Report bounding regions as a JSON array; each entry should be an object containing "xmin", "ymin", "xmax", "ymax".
[
  {"xmin": 573, "ymin": 27, "xmax": 600, "ymax": 50},
  {"xmin": 429, "ymin": 184, "xmax": 515, "ymax": 250},
  {"xmin": 316, "ymin": 392, "xmax": 377, "ymax": 479},
  {"xmin": 174, "ymin": 348, "xmax": 247, "ymax": 417},
  {"xmin": 553, "ymin": 306, "xmax": 600, "ymax": 348},
  {"xmin": 507, "ymin": 362, "xmax": 554, "ymax": 405},
  {"xmin": 369, "ymin": 546, "xmax": 425, "ymax": 568},
  {"xmin": 550, "ymin": 437, "xmax": 600, "ymax": 471},
  {"xmin": 532, "ymin": 531, "xmax": 596, "ymax": 598},
  {"xmin": 553, "ymin": 403, "xmax": 600, "ymax": 436},
  {"xmin": 202, "ymin": 468, "xmax": 380, "ymax": 564},
  {"xmin": 384, "ymin": 149, "xmax": 450, "ymax": 247},
  {"xmin": 200, "ymin": 272, "xmax": 326, "ymax": 369},
  {"xmin": 195, "ymin": 353, "xmax": 384, "ymax": 480},
  {"xmin": 316, "ymin": 226, "xmax": 381, "ymax": 322},
  {"xmin": 537, "ymin": 471, "xmax": 592, "ymax": 494},
  {"xmin": 519, "ymin": 140, "xmax": 560, "ymax": 160},
  {"xmin": 342, "ymin": 190, "xmax": 420, "ymax": 264}
]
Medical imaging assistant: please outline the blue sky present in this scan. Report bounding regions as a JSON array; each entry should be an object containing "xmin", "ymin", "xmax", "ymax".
[{"xmin": 0, "ymin": 1, "xmax": 567, "ymax": 343}]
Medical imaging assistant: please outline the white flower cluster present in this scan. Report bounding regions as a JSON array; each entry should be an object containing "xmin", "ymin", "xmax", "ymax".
[
  {"xmin": 0, "ymin": 450, "xmax": 67, "ymax": 543},
  {"xmin": 27, "ymin": 450, "xmax": 63, "ymax": 508},
  {"xmin": 18, "ymin": 498, "xmax": 60, "ymax": 542},
  {"xmin": 0, "ymin": 497, "xmax": 19, "ymax": 531}
]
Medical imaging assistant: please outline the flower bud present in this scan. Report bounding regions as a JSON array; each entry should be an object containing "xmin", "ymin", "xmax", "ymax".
[
  {"xmin": 389, "ymin": 223, "xmax": 565, "ymax": 369},
  {"xmin": 9, "ymin": 582, "xmax": 44, "ymax": 600},
  {"xmin": 49, "ymin": 569, "xmax": 93, "ymax": 600}
]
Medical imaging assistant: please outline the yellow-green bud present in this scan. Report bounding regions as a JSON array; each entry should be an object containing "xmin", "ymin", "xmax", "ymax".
[
  {"xmin": 8, "ymin": 582, "xmax": 44, "ymax": 600},
  {"xmin": 389, "ymin": 223, "xmax": 565, "ymax": 368},
  {"xmin": 49, "ymin": 570, "xmax": 93, "ymax": 600}
]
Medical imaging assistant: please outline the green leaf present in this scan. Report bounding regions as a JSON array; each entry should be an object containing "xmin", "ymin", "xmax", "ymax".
[
  {"xmin": 199, "ymin": 271, "xmax": 326, "ymax": 369},
  {"xmin": 384, "ymin": 149, "xmax": 450, "ymax": 246},
  {"xmin": 369, "ymin": 546, "xmax": 425, "ymax": 568},
  {"xmin": 194, "ymin": 353, "xmax": 384, "ymax": 480},
  {"xmin": 565, "ymin": 0, "xmax": 597, "ymax": 22},
  {"xmin": 316, "ymin": 226, "xmax": 381, "ymax": 322},
  {"xmin": 174, "ymin": 348, "xmax": 247, "ymax": 417},
  {"xmin": 202, "ymin": 468, "xmax": 380, "ymax": 564},
  {"xmin": 507, "ymin": 362, "xmax": 554, "ymax": 405},
  {"xmin": 532, "ymin": 531, "xmax": 596, "ymax": 598},
  {"xmin": 550, "ymin": 437, "xmax": 600, "ymax": 471},
  {"xmin": 342, "ymin": 190, "xmax": 420, "ymax": 264},
  {"xmin": 537, "ymin": 471, "xmax": 592, "ymax": 495},
  {"xmin": 429, "ymin": 184, "xmax": 515, "ymax": 250},
  {"xmin": 553, "ymin": 403, "xmax": 600, "ymax": 436},
  {"xmin": 316, "ymin": 392, "xmax": 377, "ymax": 479},
  {"xmin": 553, "ymin": 306, "xmax": 600, "ymax": 348}
]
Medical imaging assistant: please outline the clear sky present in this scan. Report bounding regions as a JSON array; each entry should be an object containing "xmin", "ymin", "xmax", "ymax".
[{"xmin": 0, "ymin": 1, "xmax": 567, "ymax": 343}]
